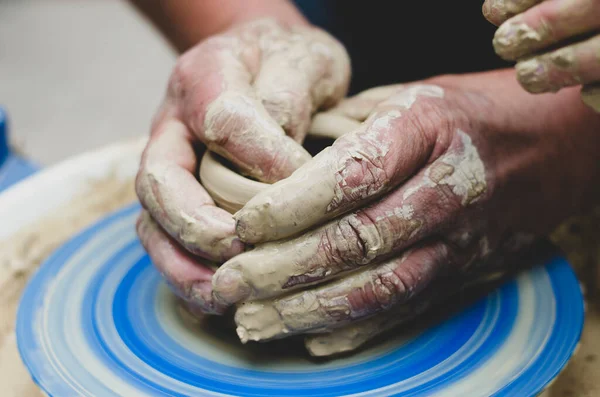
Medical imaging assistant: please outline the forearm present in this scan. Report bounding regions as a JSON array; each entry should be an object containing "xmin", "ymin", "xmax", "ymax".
[{"xmin": 128, "ymin": 0, "xmax": 308, "ymax": 53}]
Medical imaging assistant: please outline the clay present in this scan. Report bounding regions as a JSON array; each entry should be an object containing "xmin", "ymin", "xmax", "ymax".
[
  {"xmin": 1, "ymin": 157, "xmax": 599, "ymax": 396},
  {"xmin": 200, "ymin": 151, "xmax": 268, "ymax": 214},
  {"xmin": 199, "ymin": 111, "xmax": 356, "ymax": 213},
  {"xmin": 233, "ymin": 85, "xmax": 445, "ymax": 244},
  {"xmin": 0, "ymin": 175, "xmax": 137, "ymax": 397}
]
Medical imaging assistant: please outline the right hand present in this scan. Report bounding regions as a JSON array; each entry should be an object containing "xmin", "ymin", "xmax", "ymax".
[{"xmin": 135, "ymin": 18, "xmax": 350, "ymax": 315}]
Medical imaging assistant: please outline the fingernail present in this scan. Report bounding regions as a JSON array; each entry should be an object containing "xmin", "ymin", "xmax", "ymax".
[
  {"xmin": 212, "ymin": 267, "xmax": 251, "ymax": 305},
  {"xmin": 189, "ymin": 281, "xmax": 226, "ymax": 315},
  {"xmin": 234, "ymin": 208, "xmax": 268, "ymax": 243},
  {"xmin": 493, "ymin": 19, "xmax": 543, "ymax": 60}
]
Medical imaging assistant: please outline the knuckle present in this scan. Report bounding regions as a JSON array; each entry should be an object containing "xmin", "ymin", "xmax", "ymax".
[
  {"xmin": 372, "ymin": 268, "xmax": 408, "ymax": 310},
  {"xmin": 260, "ymin": 89, "xmax": 309, "ymax": 129},
  {"xmin": 329, "ymin": 139, "xmax": 390, "ymax": 212},
  {"xmin": 322, "ymin": 214, "xmax": 384, "ymax": 269}
]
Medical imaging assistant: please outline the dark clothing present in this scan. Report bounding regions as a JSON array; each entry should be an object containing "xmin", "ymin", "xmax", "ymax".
[{"xmin": 293, "ymin": 1, "xmax": 511, "ymax": 94}]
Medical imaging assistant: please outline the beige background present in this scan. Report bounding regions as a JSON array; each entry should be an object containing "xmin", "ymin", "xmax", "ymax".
[{"xmin": 0, "ymin": 0, "xmax": 175, "ymax": 165}]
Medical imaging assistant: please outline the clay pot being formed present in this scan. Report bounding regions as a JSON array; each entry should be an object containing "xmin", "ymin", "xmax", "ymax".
[{"xmin": 199, "ymin": 113, "xmax": 361, "ymax": 213}]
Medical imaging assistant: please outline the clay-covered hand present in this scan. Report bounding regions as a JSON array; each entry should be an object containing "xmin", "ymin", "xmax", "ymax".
[
  {"xmin": 212, "ymin": 71, "xmax": 600, "ymax": 354},
  {"xmin": 482, "ymin": 0, "xmax": 600, "ymax": 111},
  {"xmin": 135, "ymin": 18, "xmax": 350, "ymax": 314}
]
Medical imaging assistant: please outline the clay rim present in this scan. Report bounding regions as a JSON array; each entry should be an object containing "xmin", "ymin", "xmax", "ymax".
[{"xmin": 199, "ymin": 112, "xmax": 361, "ymax": 213}]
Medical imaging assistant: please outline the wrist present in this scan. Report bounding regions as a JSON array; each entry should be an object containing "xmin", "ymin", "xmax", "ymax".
[{"xmin": 130, "ymin": 0, "xmax": 309, "ymax": 53}]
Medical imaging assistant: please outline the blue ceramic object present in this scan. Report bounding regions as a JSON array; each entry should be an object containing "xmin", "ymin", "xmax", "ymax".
[
  {"xmin": 0, "ymin": 108, "xmax": 39, "ymax": 192},
  {"xmin": 17, "ymin": 203, "xmax": 584, "ymax": 397}
]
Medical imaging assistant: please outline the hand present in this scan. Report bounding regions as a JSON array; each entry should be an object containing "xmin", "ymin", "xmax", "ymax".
[
  {"xmin": 211, "ymin": 71, "xmax": 600, "ymax": 354},
  {"xmin": 135, "ymin": 18, "xmax": 350, "ymax": 314},
  {"xmin": 482, "ymin": 0, "xmax": 600, "ymax": 112}
]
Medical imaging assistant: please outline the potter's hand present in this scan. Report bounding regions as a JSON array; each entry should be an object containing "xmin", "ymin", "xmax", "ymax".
[
  {"xmin": 482, "ymin": 0, "xmax": 600, "ymax": 111},
  {"xmin": 135, "ymin": 18, "xmax": 350, "ymax": 314},
  {"xmin": 212, "ymin": 71, "xmax": 600, "ymax": 353}
]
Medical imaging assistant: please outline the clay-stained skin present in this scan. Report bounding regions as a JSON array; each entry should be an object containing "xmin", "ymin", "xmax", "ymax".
[
  {"xmin": 234, "ymin": 85, "xmax": 445, "ymax": 244},
  {"xmin": 233, "ymin": 245, "xmax": 445, "ymax": 342},
  {"xmin": 179, "ymin": 18, "xmax": 350, "ymax": 183},
  {"xmin": 136, "ymin": 121, "xmax": 244, "ymax": 261},
  {"xmin": 483, "ymin": 0, "xmax": 542, "ymax": 26},
  {"xmin": 136, "ymin": 212, "xmax": 226, "ymax": 315},
  {"xmin": 327, "ymin": 86, "xmax": 445, "ymax": 213},
  {"xmin": 214, "ymin": 192, "xmax": 425, "ymax": 305},
  {"xmin": 404, "ymin": 130, "xmax": 487, "ymax": 206},
  {"xmin": 515, "ymin": 34, "xmax": 600, "ymax": 94},
  {"xmin": 431, "ymin": 131, "xmax": 487, "ymax": 205},
  {"xmin": 304, "ymin": 304, "xmax": 416, "ymax": 357},
  {"xmin": 516, "ymin": 47, "xmax": 579, "ymax": 93},
  {"xmin": 493, "ymin": 19, "xmax": 546, "ymax": 60},
  {"xmin": 214, "ymin": 129, "xmax": 488, "ymax": 305}
]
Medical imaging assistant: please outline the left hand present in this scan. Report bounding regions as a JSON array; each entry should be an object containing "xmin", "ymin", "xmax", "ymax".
[
  {"xmin": 211, "ymin": 71, "xmax": 600, "ymax": 355},
  {"xmin": 482, "ymin": 0, "xmax": 600, "ymax": 111}
]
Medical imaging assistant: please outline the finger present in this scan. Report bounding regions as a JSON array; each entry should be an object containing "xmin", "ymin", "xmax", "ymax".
[
  {"xmin": 304, "ymin": 266, "xmax": 512, "ymax": 357},
  {"xmin": 254, "ymin": 25, "xmax": 350, "ymax": 142},
  {"xmin": 135, "ymin": 119, "xmax": 245, "ymax": 261},
  {"xmin": 515, "ymin": 35, "xmax": 600, "ymax": 93},
  {"xmin": 136, "ymin": 211, "xmax": 227, "ymax": 315},
  {"xmin": 214, "ymin": 130, "xmax": 488, "ymax": 304},
  {"xmin": 306, "ymin": 85, "xmax": 406, "ymax": 140},
  {"xmin": 581, "ymin": 82, "xmax": 600, "ymax": 112},
  {"xmin": 172, "ymin": 30, "xmax": 311, "ymax": 182},
  {"xmin": 235, "ymin": 84, "xmax": 446, "ymax": 244},
  {"xmin": 493, "ymin": 0, "xmax": 600, "ymax": 60},
  {"xmin": 483, "ymin": 0, "xmax": 543, "ymax": 26},
  {"xmin": 233, "ymin": 241, "xmax": 453, "ymax": 343}
]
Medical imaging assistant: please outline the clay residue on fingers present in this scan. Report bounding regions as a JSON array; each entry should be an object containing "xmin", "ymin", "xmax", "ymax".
[
  {"xmin": 214, "ymin": 214, "xmax": 385, "ymax": 304},
  {"xmin": 232, "ymin": 247, "xmax": 443, "ymax": 342},
  {"xmin": 214, "ymin": 204, "xmax": 425, "ymax": 305},
  {"xmin": 137, "ymin": 122, "xmax": 245, "ymax": 261},
  {"xmin": 493, "ymin": 17, "xmax": 549, "ymax": 60},
  {"xmin": 235, "ymin": 85, "xmax": 445, "ymax": 244},
  {"xmin": 234, "ymin": 301, "xmax": 286, "ymax": 344},
  {"xmin": 403, "ymin": 130, "xmax": 487, "ymax": 206},
  {"xmin": 483, "ymin": 0, "xmax": 542, "ymax": 26},
  {"xmin": 516, "ymin": 46, "xmax": 580, "ymax": 93},
  {"xmin": 202, "ymin": 91, "xmax": 311, "ymax": 181}
]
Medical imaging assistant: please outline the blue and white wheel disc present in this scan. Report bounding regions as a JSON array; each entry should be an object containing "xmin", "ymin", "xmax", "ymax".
[{"xmin": 17, "ymin": 204, "xmax": 584, "ymax": 396}]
